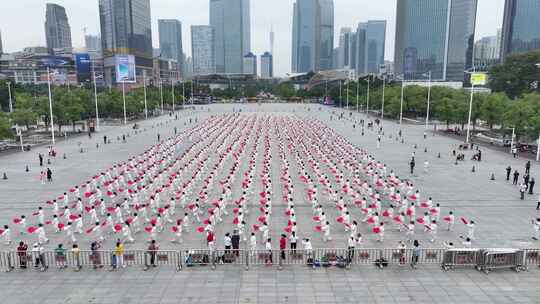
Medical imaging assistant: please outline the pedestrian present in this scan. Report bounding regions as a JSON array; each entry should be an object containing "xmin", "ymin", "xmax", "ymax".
[
  {"xmin": 513, "ymin": 170, "xmax": 520, "ymax": 185},
  {"xmin": 90, "ymin": 241, "xmax": 102, "ymax": 269},
  {"xmin": 147, "ymin": 239, "xmax": 158, "ymax": 267},
  {"xmin": 39, "ymin": 171, "xmax": 46, "ymax": 184},
  {"xmin": 536, "ymin": 193, "xmax": 540, "ymax": 210},
  {"xmin": 279, "ymin": 234, "xmax": 287, "ymax": 262},
  {"xmin": 71, "ymin": 244, "xmax": 81, "ymax": 271},
  {"xmin": 526, "ymin": 160, "xmax": 531, "ymax": 174},
  {"xmin": 1, "ymin": 225, "xmax": 11, "ymax": 245},
  {"xmin": 46, "ymin": 168, "xmax": 53, "ymax": 182},
  {"xmin": 289, "ymin": 231, "xmax": 298, "ymax": 255},
  {"xmin": 224, "ymin": 232, "xmax": 232, "ymax": 255},
  {"xmin": 410, "ymin": 159, "xmax": 415, "ymax": 174},
  {"xmin": 16, "ymin": 241, "xmax": 28, "ymax": 269},
  {"xmin": 411, "ymin": 240, "xmax": 420, "ymax": 269},
  {"xmin": 347, "ymin": 236, "xmax": 356, "ymax": 264},
  {"xmin": 520, "ymin": 182, "xmax": 527, "ymax": 200},
  {"xmin": 265, "ymin": 238, "xmax": 273, "ymax": 264},
  {"xmin": 249, "ymin": 232, "xmax": 257, "ymax": 257},
  {"xmin": 532, "ymin": 218, "xmax": 540, "ymax": 240},
  {"xmin": 113, "ymin": 240, "xmax": 125, "ymax": 269},
  {"xmin": 524, "ymin": 173, "xmax": 530, "ymax": 190},
  {"xmin": 529, "ymin": 178, "xmax": 535, "ymax": 195},
  {"xmin": 512, "ymin": 147, "xmax": 518, "ymax": 158},
  {"xmin": 54, "ymin": 244, "xmax": 67, "ymax": 269},
  {"xmin": 398, "ymin": 241, "xmax": 407, "ymax": 265},
  {"xmin": 506, "ymin": 166, "xmax": 512, "ymax": 181},
  {"xmin": 231, "ymin": 230, "xmax": 240, "ymax": 257},
  {"xmin": 39, "ymin": 153, "xmax": 43, "ymax": 167}
]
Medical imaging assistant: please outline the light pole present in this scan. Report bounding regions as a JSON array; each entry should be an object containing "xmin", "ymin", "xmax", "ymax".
[
  {"xmin": 7, "ymin": 81, "xmax": 13, "ymax": 113},
  {"xmin": 536, "ymin": 133, "xmax": 540, "ymax": 162},
  {"xmin": 356, "ymin": 78, "xmax": 360, "ymax": 112},
  {"xmin": 346, "ymin": 80, "xmax": 349, "ymax": 110},
  {"xmin": 46, "ymin": 67, "xmax": 55, "ymax": 145},
  {"xmin": 510, "ymin": 127, "xmax": 515, "ymax": 154},
  {"xmin": 159, "ymin": 79, "xmax": 164, "ymax": 114},
  {"xmin": 425, "ymin": 71, "xmax": 432, "ymax": 129},
  {"xmin": 143, "ymin": 72, "xmax": 148, "ymax": 119},
  {"xmin": 399, "ymin": 76, "xmax": 405, "ymax": 126},
  {"xmin": 182, "ymin": 80, "xmax": 185, "ymax": 108},
  {"xmin": 339, "ymin": 80, "xmax": 342, "ymax": 108},
  {"xmin": 381, "ymin": 76, "xmax": 386, "ymax": 121},
  {"xmin": 92, "ymin": 71, "xmax": 100, "ymax": 131},
  {"xmin": 122, "ymin": 80, "xmax": 127, "ymax": 125},
  {"xmin": 465, "ymin": 81, "xmax": 474, "ymax": 144},
  {"xmin": 366, "ymin": 77, "xmax": 370, "ymax": 116}
]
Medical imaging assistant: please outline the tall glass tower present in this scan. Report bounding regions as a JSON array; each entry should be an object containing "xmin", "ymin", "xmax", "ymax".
[
  {"xmin": 501, "ymin": 0, "xmax": 540, "ymax": 60},
  {"xmin": 210, "ymin": 0, "xmax": 251, "ymax": 74},
  {"xmin": 45, "ymin": 3, "xmax": 72, "ymax": 51},
  {"xmin": 291, "ymin": 0, "xmax": 334, "ymax": 73},
  {"xmin": 158, "ymin": 19, "xmax": 184, "ymax": 75},
  {"xmin": 191, "ymin": 25, "xmax": 215, "ymax": 76},
  {"xmin": 394, "ymin": 0, "xmax": 477, "ymax": 81}
]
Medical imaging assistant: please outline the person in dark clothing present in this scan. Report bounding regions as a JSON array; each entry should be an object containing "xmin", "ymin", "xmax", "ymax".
[
  {"xmin": 410, "ymin": 159, "xmax": 415, "ymax": 174},
  {"xmin": 46, "ymin": 168, "xmax": 52, "ymax": 182},
  {"xmin": 513, "ymin": 170, "xmax": 520, "ymax": 185},
  {"xmin": 529, "ymin": 178, "xmax": 535, "ymax": 195},
  {"xmin": 231, "ymin": 230, "xmax": 240, "ymax": 257},
  {"xmin": 524, "ymin": 174, "xmax": 530, "ymax": 190},
  {"xmin": 526, "ymin": 161, "xmax": 531, "ymax": 174},
  {"xmin": 39, "ymin": 153, "xmax": 43, "ymax": 167},
  {"xmin": 506, "ymin": 166, "xmax": 512, "ymax": 181},
  {"xmin": 103, "ymin": 135, "xmax": 107, "ymax": 144}
]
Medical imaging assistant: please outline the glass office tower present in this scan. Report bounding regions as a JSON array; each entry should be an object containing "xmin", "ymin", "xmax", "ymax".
[{"xmin": 501, "ymin": 0, "xmax": 540, "ymax": 60}]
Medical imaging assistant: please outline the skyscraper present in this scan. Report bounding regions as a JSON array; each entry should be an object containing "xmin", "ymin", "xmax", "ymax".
[
  {"xmin": 394, "ymin": 0, "xmax": 477, "ymax": 81},
  {"xmin": 261, "ymin": 52, "xmax": 274, "ymax": 79},
  {"xmin": 99, "ymin": 0, "xmax": 153, "ymax": 84},
  {"xmin": 270, "ymin": 26, "xmax": 275, "ymax": 56},
  {"xmin": 243, "ymin": 52, "xmax": 257, "ymax": 75},
  {"xmin": 191, "ymin": 25, "xmax": 215, "ymax": 76},
  {"xmin": 291, "ymin": 0, "xmax": 334, "ymax": 73},
  {"xmin": 337, "ymin": 28, "xmax": 352, "ymax": 69},
  {"xmin": 85, "ymin": 35, "xmax": 102, "ymax": 53},
  {"xmin": 0, "ymin": 30, "xmax": 3, "ymax": 55},
  {"xmin": 158, "ymin": 20, "xmax": 184, "ymax": 76},
  {"xmin": 501, "ymin": 0, "xmax": 540, "ymax": 60},
  {"xmin": 45, "ymin": 3, "xmax": 72, "ymax": 51},
  {"xmin": 364, "ymin": 20, "xmax": 386, "ymax": 74},
  {"xmin": 210, "ymin": 0, "xmax": 251, "ymax": 74}
]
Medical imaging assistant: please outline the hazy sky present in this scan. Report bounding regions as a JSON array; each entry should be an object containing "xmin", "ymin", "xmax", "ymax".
[{"xmin": 0, "ymin": 0, "xmax": 505, "ymax": 76}]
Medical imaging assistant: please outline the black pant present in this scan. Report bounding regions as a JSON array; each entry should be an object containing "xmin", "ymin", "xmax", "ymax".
[
  {"xmin": 521, "ymin": 191, "xmax": 525, "ymax": 200},
  {"xmin": 347, "ymin": 247, "xmax": 354, "ymax": 263},
  {"xmin": 280, "ymin": 250, "xmax": 285, "ymax": 260},
  {"xmin": 290, "ymin": 242, "xmax": 297, "ymax": 252},
  {"xmin": 513, "ymin": 178, "xmax": 518, "ymax": 185},
  {"xmin": 506, "ymin": 172, "xmax": 510, "ymax": 180},
  {"xmin": 150, "ymin": 254, "xmax": 156, "ymax": 266}
]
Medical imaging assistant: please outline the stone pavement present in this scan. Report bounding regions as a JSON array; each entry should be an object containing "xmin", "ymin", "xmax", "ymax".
[{"xmin": 0, "ymin": 265, "xmax": 539, "ymax": 304}]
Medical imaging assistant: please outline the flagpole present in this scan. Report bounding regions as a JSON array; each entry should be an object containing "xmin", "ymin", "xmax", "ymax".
[{"xmin": 47, "ymin": 67, "xmax": 55, "ymax": 145}]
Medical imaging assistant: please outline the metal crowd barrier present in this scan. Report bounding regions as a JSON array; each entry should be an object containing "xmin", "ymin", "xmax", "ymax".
[{"xmin": 1, "ymin": 248, "xmax": 540, "ymax": 272}]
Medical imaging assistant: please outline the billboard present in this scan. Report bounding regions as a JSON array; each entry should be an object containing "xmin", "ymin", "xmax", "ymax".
[
  {"xmin": 115, "ymin": 55, "xmax": 136, "ymax": 83},
  {"xmin": 74, "ymin": 53, "xmax": 92, "ymax": 83},
  {"xmin": 470, "ymin": 72, "xmax": 487, "ymax": 86}
]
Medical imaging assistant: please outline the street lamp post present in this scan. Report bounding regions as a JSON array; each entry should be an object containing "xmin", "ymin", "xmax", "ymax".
[
  {"xmin": 381, "ymin": 77, "xmax": 386, "ymax": 121},
  {"xmin": 356, "ymin": 78, "xmax": 360, "ymax": 112},
  {"xmin": 92, "ymin": 71, "xmax": 99, "ymax": 131},
  {"xmin": 143, "ymin": 72, "xmax": 148, "ymax": 119},
  {"xmin": 399, "ymin": 77, "xmax": 405, "ymax": 126},
  {"xmin": 366, "ymin": 77, "xmax": 370, "ymax": 116},
  {"xmin": 7, "ymin": 82, "xmax": 13, "ymax": 113},
  {"xmin": 510, "ymin": 127, "xmax": 515, "ymax": 154},
  {"xmin": 346, "ymin": 80, "xmax": 349, "ymax": 110},
  {"xmin": 171, "ymin": 80, "xmax": 176, "ymax": 111},
  {"xmin": 465, "ymin": 82, "xmax": 474, "ymax": 144},
  {"xmin": 425, "ymin": 71, "xmax": 432, "ymax": 129},
  {"xmin": 537, "ymin": 133, "xmax": 540, "ymax": 161},
  {"xmin": 182, "ymin": 81, "xmax": 185, "ymax": 108},
  {"xmin": 339, "ymin": 81, "xmax": 342, "ymax": 108},
  {"xmin": 122, "ymin": 81, "xmax": 127, "ymax": 125},
  {"xmin": 46, "ymin": 67, "xmax": 55, "ymax": 145},
  {"xmin": 159, "ymin": 79, "xmax": 164, "ymax": 115}
]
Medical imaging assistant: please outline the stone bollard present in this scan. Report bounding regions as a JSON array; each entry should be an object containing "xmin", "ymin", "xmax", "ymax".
[
  {"xmin": 63, "ymin": 153, "xmax": 67, "ymax": 159},
  {"xmin": 490, "ymin": 173, "xmax": 495, "ymax": 180},
  {"xmin": 472, "ymin": 166, "xmax": 475, "ymax": 173},
  {"xmin": 2, "ymin": 172, "xmax": 7, "ymax": 180},
  {"xmin": 437, "ymin": 153, "xmax": 441, "ymax": 158},
  {"xmin": 424, "ymin": 147, "xmax": 427, "ymax": 153},
  {"xmin": 25, "ymin": 165, "xmax": 29, "ymax": 172}
]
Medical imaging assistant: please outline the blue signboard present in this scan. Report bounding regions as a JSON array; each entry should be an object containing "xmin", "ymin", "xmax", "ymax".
[{"xmin": 74, "ymin": 53, "xmax": 92, "ymax": 83}]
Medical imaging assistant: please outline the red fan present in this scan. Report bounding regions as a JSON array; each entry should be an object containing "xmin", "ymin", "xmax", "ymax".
[
  {"xmin": 44, "ymin": 220, "xmax": 52, "ymax": 225},
  {"xmin": 196, "ymin": 226, "xmax": 205, "ymax": 233},
  {"xmin": 429, "ymin": 208, "xmax": 437, "ymax": 214},
  {"xmin": 367, "ymin": 217, "xmax": 375, "ymax": 224},
  {"xmin": 57, "ymin": 223, "xmax": 65, "ymax": 230},
  {"xmin": 69, "ymin": 214, "xmax": 78, "ymax": 221},
  {"xmin": 144, "ymin": 226, "xmax": 153, "ymax": 233},
  {"xmin": 114, "ymin": 224, "xmax": 122, "ymax": 232},
  {"xmin": 252, "ymin": 224, "xmax": 260, "ymax": 231},
  {"xmin": 372, "ymin": 227, "xmax": 381, "ymax": 234},
  {"xmin": 85, "ymin": 228, "xmax": 94, "ymax": 234},
  {"xmin": 106, "ymin": 191, "xmax": 113, "ymax": 197},
  {"xmin": 157, "ymin": 208, "xmax": 165, "ymax": 214},
  {"xmin": 57, "ymin": 195, "xmax": 64, "ymax": 200},
  {"xmin": 187, "ymin": 203, "xmax": 195, "ymax": 210},
  {"xmin": 126, "ymin": 217, "xmax": 133, "ymax": 224},
  {"xmin": 171, "ymin": 226, "xmax": 179, "ymax": 232},
  {"xmin": 27, "ymin": 227, "xmax": 38, "ymax": 234},
  {"xmin": 416, "ymin": 218, "xmax": 425, "ymax": 224},
  {"xmin": 406, "ymin": 209, "xmax": 413, "ymax": 216},
  {"xmin": 69, "ymin": 188, "xmax": 76, "ymax": 193},
  {"xmin": 285, "ymin": 210, "xmax": 291, "ymax": 216},
  {"xmin": 393, "ymin": 216, "xmax": 402, "ymax": 223},
  {"xmin": 12, "ymin": 218, "xmax": 22, "ymax": 224},
  {"xmin": 85, "ymin": 206, "xmax": 92, "ymax": 213},
  {"xmin": 233, "ymin": 208, "xmax": 239, "ymax": 214},
  {"xmin": 314, "ymin": 225, "xmax": 322, "ymax": 232},
  {"xmin": 257, "ymin": 216, "xmax": 266, "ymax": 223},
  {"xmin": 284, "ymin": 226, "xmax": 292, "ymax": 233},
  {"xmin": 203, "ymin": 219, "xmax": 210, "ymax": 225},
  {"xmin": 420, "ymin": 202, "xmax": 429, "ymax": 208},
  {"xmin": 107, "ymin": 207, "xmax": 115, "ymax": 212},
  {"xmin": 46, "ymin": 201, "xmax": 53, "ymax": 205},
  {"xmin": 0, "ymin": 229, "xmax": 3, "ymax": 235},
  {"xmin": 84, "ymin": 192, "xmax": 92, "ymax": 198},
  {"xmin": 32, "ymin": 212, "xmax": 40, "ymax": 216},
  {"xmin": 336, "ymin": 216, "xmax": 344, "ymax": 223},
  {"xmin": 382, "ymin": 210, "xmax": 390, "ymax": 217},
  {"xmin": 150, "ymin": 218, "xmax": 157, "ymax": 225},
  {"xmin": 233, "ymin": 218, "xmax": 239, "ymax": 225},
  {"xmin": 312, "ymin": 216, "xmax": 320, "ymax": 221},
  {"xmin": 460, "ymin": 217, "xmax": 468, "ymax": 225},
  {"xmin": 443, "ymin": 216, "xmax": 452, "ymax": 222}
]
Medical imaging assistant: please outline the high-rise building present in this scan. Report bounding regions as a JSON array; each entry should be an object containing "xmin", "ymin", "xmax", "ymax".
[
  {"xmin": 270, "ymin": 26, "xmax": 275, "ymax": 56},
  {"xmin": 185, "ymin": 56, "xmax": 193, "ymax": 79},
  {"xmin": 191, "ymin": 25, "xmax": 215, "ymax": 76},
  {"xmin": 85, "ymin": 35, "xmax": 102, "ymax": 53},
  {"xmin": 501, "ymin": 0, "xmax": 540, "ymax": 60},
  {"xmin": 99, "ymin": 0, "xmax": 153, "ymax": 85},
  {"xmin": 0, "ymin": 30, "xmax": 3, "ymax": 55},
  {"xmin": 158, "ymin": 19, "xmax": 184, "ymax": 76},
  {"xmin": 45, "ymin": 3, "xmax": 72, "ymax": 51},
  {"xmin": 475, "ymin": 36, "xmax": 499, "ymax": 60},
  {"xmin": 337, "ymin": 28, "xmax": 352, "ymax": 69},
  {"xmin": 260, "ymin": 52, "xmax": 273, "ymax": 78},
  {"xmin": 394, "ymin": 0, "xmax": 477, "ymax": 81},
  {"xmin": 243, "ymin": 52, "xmax": 257, "ymax": 76},
  {"xmin": 210, "ymin": 0, "xmax": 251, "ymax": 74},
  {"xmin": 353, "ymin": 21, "xmax": 386, "ymax": 75},
  {"xmin": 291, "ymin": 0, "xmax": 334, "ymax": 73}
]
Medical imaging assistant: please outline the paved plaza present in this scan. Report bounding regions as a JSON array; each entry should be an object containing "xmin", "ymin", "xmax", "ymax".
[{"xmin": 0, "ymin": 103, "xmax": 539, "ymax": 303}]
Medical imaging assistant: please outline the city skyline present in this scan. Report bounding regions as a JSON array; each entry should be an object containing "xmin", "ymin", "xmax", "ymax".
[{"xmin": 0, "ymin": 0, "xmax": 505, "ymax": 76}]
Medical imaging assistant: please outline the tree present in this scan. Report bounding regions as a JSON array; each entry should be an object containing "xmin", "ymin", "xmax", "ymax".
[
  {"xmin": 479, "ymin": 93, "xmax": 508, "ymax": 129},
  {"xmin": 0, "ymin": 112, "xmax": 12, "ymax": 139},
  {"xmin": 10, "ymin": 109, "xmax": 38, "ymax": 130},
  {"xmin": 489, "ymin": 50, "xmax": 540, "ymax": 98}
]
